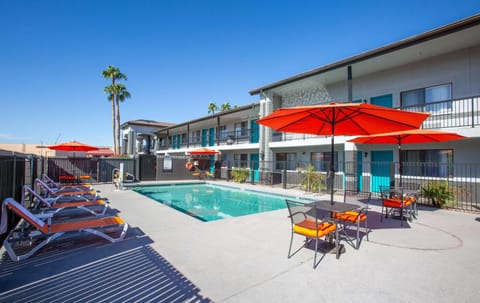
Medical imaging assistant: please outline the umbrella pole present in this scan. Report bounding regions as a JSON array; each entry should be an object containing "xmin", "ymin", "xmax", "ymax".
[
  {"xmin": 330, "ymin": 115, "xmax": 335, "ymax": 204},
  {"xmin": 398, "ymin": 137, "xmax": 402, "ymax": 188},
  {"xmin": 330, "ymin": 134, "xmax": 335, "ymax": 204}
]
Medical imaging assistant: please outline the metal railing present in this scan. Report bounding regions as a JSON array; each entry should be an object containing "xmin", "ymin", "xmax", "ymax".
[{"xmin": 400, "ymin": 95, "xmax": 480, "ymax": 129}]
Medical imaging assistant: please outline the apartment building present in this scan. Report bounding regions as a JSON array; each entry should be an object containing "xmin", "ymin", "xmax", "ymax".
[{"xmin": 127, "ymin": 14, "xmax": 480, "ymax": 193}]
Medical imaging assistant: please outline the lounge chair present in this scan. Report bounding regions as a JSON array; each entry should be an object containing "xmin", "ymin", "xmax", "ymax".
[
  {"xmin": 34, "ymin": 178, "xmax": 98, "ymax": 200},
  {"xmin": 1, "ymin": 198, "xmax": 128, "ymax": 261},
  {"xmin": 23, "ymin": 185, "xmax": 109, "ymax": 217},
  {"xmin": 42, "ymin": 173, "xmax": 92, "ymax": 188}
]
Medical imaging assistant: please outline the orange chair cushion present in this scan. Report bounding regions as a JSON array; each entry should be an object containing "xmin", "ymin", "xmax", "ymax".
[
  {"xmin": 293, "ymin": 218, "xmax": 336, "ymax": 238},
  {"xmin": 383, "ymin": 198, "xmax": 411, "ymax": 208},
  {"xmin": 334, "ymin": 211, "xmax": 366, "ymax": 223},
  {"xmin": 49, "ymin": 216, "xmax": 125, "ymax": 233}
]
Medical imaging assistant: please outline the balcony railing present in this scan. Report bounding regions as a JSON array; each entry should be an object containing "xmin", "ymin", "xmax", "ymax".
[
  {"xmin": 270, "ymin": 96, "xmax": 480, "ymax": 143},
  {"xmin": 157, "ymin": 128, "xmax": 257, "ymax": 150},
  {"xmin": 400, "ymin": 96, "xmax": 480, "ymax": 129}
]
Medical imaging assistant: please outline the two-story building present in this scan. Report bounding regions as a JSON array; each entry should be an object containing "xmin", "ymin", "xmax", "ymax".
[{"xmin": 132, "ymin": 14, "xmax": 480, "ymax": 195}]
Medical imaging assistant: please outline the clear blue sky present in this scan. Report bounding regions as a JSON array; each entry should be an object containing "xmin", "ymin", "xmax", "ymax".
[{"xmin": 1, "ymin": 0, "xmax": 479, "ymax": 147}]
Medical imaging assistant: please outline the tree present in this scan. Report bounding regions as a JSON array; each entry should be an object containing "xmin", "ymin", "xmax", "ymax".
[
  {"xmin": 102, "ymin": 65, "xmax": 127, "ymax": 154},
  {"xmin": 114, "ymin": 84, "xmax": 131, "ymax": 155},
  {"xmin": 104, "ymin": 83, "xmax": 131, "ymax": 155},
  {"xmin": 221, "ymin": 102, "xmax": 232, "ymax": 112},
  {"xmin": 208, "ymin": 102, "xmax": 218, "ymax": 115}
]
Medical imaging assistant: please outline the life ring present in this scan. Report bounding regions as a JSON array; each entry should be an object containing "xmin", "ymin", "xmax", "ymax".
[{"xmin": 185, "ymin": 162, "xmax": 194, "ymax": 171}]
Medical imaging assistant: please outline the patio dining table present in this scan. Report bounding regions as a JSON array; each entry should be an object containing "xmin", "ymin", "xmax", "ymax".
[{"xmin": 307, "ymin": 200, "xmax": 361, "ymax": 254}]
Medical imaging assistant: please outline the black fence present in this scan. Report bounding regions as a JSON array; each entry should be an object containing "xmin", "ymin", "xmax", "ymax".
[{"xmin": 1, "ymin": 155, "xmax": 479, "ymax": 216}]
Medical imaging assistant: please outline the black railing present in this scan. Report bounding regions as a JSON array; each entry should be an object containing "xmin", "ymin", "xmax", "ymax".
[{"xmin": 400, "ymin": 96, "xmax": 480, "ymax": 129}]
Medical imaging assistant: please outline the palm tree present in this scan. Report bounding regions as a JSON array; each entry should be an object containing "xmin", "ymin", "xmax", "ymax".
[
  {"xmin": 114, "ymin": 84, "xmax": 131, "ymax": 155},
  {"xmin": 104, "ymin": 84, "xmax": 131, "ymax": 154},
  {"xmin": 208, "ymin": 102, "xmax": 218, "ymax": 115},
  {"xmin": 102, "ymin": 65, "xmax": 127, "ymax": 154},
  {"xmin": 221, "ymin": 102, "xmax": 232, "ymax": 112}
]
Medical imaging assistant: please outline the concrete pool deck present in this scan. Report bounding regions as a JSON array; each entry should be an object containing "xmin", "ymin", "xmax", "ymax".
[{"xmin": 1, "ymin": 181, "xmax": 480, "ymax": 302}]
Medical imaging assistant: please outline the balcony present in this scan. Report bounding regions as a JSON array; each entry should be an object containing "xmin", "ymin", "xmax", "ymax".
[
  {"xmin": 400, "ymin": 95, "xmax": 480, "ymax": 129},
  {"xmin": 271, "ymin": 96, "xmax": 480, "ymax": 143}
]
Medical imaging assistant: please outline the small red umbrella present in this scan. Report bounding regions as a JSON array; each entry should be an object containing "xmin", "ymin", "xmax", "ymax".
[
  {"xmin": 48, "ymin": 141, "xmax": 99, "ymax": 152},
  {"xmin": 348, "ymin": 129, "xmax": 465, "ymax": 186},
  {"xmin": 188, "ymin": 148, "xmax": 220, "ymax": 155}
]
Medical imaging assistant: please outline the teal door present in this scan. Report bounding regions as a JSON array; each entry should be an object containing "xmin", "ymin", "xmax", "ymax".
[
  {"xmin": 371, "ymin": 151, "xmax": 393, "ymax": 193},
  {"xmin": 250, "ymin": 120, "xmax": 259, "ymax": 143},
  {"xmin": 209, "ymin": 155, "xmax": 215, "ymax": 173},
  {"xmin": 250, "ymin": 153, "xmax": 259, "ymax": 182},
  {"xmin": 357, "ymin": 151, "xmax": 363, "ymax": 191},
  {"xmin": 201, "ymin": 129, "xmax": 208, "ymax": 147},
  {"xmin": 209, "ymin": 128, "xmax": 215, "ymax": 146},
  {"xmin": 370, "ymin": 94, "xmax": 393, "ymax": 108}
]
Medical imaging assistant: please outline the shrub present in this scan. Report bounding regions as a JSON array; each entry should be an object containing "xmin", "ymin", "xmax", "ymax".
[
  {"xmin": 421, "ymin": 181, "xmax": 454, "ymax": 208},
  {"xmin": 231, "ymin": 167, "xmax": 250, "ymax": 183},
  {"xmin": 301, "ymin": 164, "xmax": 326, "ymax": 193}
]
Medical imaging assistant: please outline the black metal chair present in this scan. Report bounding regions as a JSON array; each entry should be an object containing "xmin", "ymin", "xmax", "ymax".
[
  {"xmin": 285, "ymin": 199, "xmax": 339, "ymax": 268},
  {"xmin": 379, "ymin": 186, "xmax": 414, "ymax": 227},
  {"xmin": 334, "ymin": 191, "xmax": 371, "ymax": 249}
]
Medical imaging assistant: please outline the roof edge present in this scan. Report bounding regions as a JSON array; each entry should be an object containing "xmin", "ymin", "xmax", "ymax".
[{"xmin": 249, "ymin": 13, "xmax": 480, "ymax": 96}]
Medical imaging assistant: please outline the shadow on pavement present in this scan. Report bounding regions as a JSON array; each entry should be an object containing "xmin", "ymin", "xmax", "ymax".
[{"xmin": 0, "ymin": 227, "xmax": 211, "ymax": 303}]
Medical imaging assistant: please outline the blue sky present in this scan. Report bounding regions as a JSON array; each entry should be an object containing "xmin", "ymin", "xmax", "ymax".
[{"xmin": 1, "ymin": 0, "xmax": 479, "ymax": 147}]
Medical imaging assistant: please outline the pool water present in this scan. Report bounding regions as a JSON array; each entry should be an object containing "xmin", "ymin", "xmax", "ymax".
[{"xmin": 132, "ymin": 183, "xmax": 310, "ymax": 222}]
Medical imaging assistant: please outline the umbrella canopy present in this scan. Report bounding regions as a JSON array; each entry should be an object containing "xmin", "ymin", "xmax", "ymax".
[
  {"xmin": 348, "ymin": 129, "xmax": 465, "ymax": 186},
  {"xmin": 347, "ymin": 129, "xmax": 465, "ymax": 145},
  {"xmin": 188, "ymin": 147, "xmax": 220, "ymax": 155},
  {"xmin": 257, "ymin": 102, "xmax": 430, "ymax": 203},
  {"xmin": 48, "ymin": 141, "xmax": 99, "ymax": 152}
]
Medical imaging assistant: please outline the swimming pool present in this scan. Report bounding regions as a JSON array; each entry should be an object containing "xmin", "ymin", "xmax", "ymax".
[{"xmin": 132, "ymin": 183, "xmax": 312, "ymax": 222}]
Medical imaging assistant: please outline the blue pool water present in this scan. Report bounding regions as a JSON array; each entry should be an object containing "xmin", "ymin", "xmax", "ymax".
[{"xmin": 132, "ymin": 183, "xmax": 311, "ymax": 222}]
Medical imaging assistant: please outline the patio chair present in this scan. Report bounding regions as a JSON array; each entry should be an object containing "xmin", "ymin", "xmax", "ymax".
[
  {"xmin": 23, "ymin": 185, "xmax": 109, "ymax": 217},
  {"xmin": 286, "ymin": 199, "xmax": 339, "ymax": 268},
  {"xmin": 334, "ymin": 191, "xmax": 371, "ymax": 249},
  {"xmin": 380, "ymin": 186, "xmax": 413, "ymax": 227},
  {"xmin": 1, "ymin": 198, "xmax": 128, "ymax": 261},
  {"xmin": 401, "ymin": 183, "xmax": 420, "ymax": 218}
]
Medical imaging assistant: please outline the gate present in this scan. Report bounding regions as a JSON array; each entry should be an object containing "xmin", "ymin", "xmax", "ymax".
[
  {"xmin": 98, "ymin": 158, "xmax": 136, "ymax": 182},
  {"xmin": 139, "ymin": 155, "xmax": 157, "ymax": 181}
]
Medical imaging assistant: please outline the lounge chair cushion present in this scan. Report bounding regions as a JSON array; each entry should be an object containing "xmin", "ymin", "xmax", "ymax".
[{"xmin": 49, "ymin": 216, "xmax": 126, "ymax": 233}]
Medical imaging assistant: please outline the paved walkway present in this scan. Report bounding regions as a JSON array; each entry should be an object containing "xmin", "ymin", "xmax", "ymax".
[{"xmin": 1, "ymin": 181, "xmax": 480, "ymax": 302}]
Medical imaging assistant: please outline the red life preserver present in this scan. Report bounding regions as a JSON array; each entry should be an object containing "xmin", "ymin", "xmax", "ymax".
[{"xmin": 186, "ymin": 162, "xmax": 194, "ymax": 170}]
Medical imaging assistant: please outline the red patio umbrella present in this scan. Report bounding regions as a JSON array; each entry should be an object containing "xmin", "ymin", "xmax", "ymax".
[
  {"xmin": 256, "ymin": 102, "xmax": 430, "ymax": 203},
  {"xmin": 188, "ymin": 147, "xmax": 220, "ymax": 155},
  {"xmin": 48, "ymin": 141, "xmax": 99, "ymax": 152},
  {"xmin": 348, "ymin": 129, "xmax": 465, "ymax": 186}
]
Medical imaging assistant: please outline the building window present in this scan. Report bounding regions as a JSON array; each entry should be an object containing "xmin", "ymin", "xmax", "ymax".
[
  {"xmin": 181, "ymin": 133, "xmax": 187, "ymax": 145},
  {"xmin": 233, "ymin": 153, "xmax": 248, "ymax": 167},
  {"xmin": 191, "ymin": 130, "xmax": 201, "ymax": 143},
  {"xmin": 276, "ymin": 153, "xmax": 297, "ymax": 171},
  {"xmin": 401, "ymin": 149, "xmax": 453, "ymax": 177},
  {"xmin": 401, "ymin": 83, "xmax": 452, "ymax": 112},
  {"xmin": 311, "ymin": 152, "xmax": 338, "ymax": 172},
  {"xmin": 218, "ymin": 125, "xmax": 228, "ymax": 140},
  {"xmin": 235, "ymin": 121, "xmax": 248, "ymax": 137}
]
